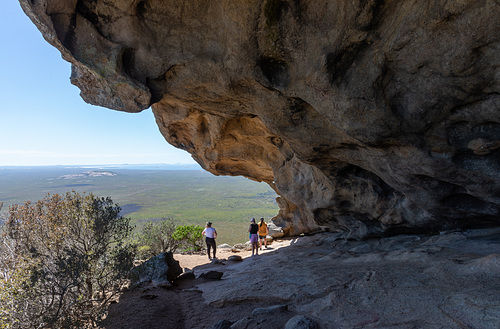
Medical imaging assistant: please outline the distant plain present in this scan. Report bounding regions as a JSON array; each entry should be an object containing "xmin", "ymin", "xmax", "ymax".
[{"xmin": 0, "ymin": 166, "xmax": 279, "ymax": 245}]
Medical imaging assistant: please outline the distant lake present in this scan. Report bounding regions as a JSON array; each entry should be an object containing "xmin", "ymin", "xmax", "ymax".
[{"xmin": 120, "ymin": 203, "xmax": 142, "ymax": 216}]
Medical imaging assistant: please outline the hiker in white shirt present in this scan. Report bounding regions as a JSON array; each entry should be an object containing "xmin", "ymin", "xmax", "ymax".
[{"xmin": 202, "ymin": 222, "xmax": 217, "ymax": 260}]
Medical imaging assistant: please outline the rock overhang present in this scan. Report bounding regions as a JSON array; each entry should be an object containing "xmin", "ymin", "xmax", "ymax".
[{"xmin": 20, "ymin": 0, "xmax": 500, "ymax": 238}]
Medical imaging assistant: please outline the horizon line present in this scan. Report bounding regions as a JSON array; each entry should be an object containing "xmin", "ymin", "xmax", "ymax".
[{"xmin": 0, "ymin": 163, "xmax": 202, "ymax": 168}]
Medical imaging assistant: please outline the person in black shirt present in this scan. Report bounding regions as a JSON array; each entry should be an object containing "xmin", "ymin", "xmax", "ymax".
[{"xmin": 248, "ymin": 218, "xmax": 259, "ymax": 256}]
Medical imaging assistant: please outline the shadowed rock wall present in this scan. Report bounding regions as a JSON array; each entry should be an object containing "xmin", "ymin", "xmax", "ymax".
[{"xmin": 20, "ymin": 0, "xmax": 500, "ymax": 238}]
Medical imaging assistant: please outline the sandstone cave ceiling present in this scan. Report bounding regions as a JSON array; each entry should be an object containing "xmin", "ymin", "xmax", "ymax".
[{"xmin": 20, "ymin": 0, "xmax": 500, "ymax": 238}]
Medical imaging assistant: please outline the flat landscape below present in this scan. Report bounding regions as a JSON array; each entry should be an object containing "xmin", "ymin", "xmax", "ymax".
[{"xmin": 0, "ymin": 165, "xmax": 279, "ymax": 245}]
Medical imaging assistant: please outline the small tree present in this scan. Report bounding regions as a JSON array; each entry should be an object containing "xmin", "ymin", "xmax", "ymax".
[
  {"xmin": 137, "ymin": 218, "xmax": 180, "ymax": 258},
  {"xmin": 137, "ymin": 220, "xmax": 204, "ymax": 257},
  {"xmin": 172, "ymin": 225, "xmax": 204, "ymax": 252},
  {"xmin": 0, "ymin": 192, "xmax": 135, "ymax": 328}
]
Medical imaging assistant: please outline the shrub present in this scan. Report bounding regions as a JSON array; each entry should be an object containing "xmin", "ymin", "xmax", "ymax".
[
  {"xmin": 172, "ymin": 225, "xmax": 204, "ymax": 252},
  {"xmin": 136, "ymin": 219, "xmax": 204, "ymax": 258},
  {"xmin": 136, "ymin": 218, "xmax": 180, "ymax": 259},
  {"xmin": 0, "ymin": 192, "xmax": 135, "ymax": 329}
]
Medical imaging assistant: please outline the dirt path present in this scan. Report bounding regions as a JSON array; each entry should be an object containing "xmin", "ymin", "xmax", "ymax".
[
  {"xmin": 101, "ymin": 239, "xmax": 293, "ymax": 329},
  {"xmin": 175, "ymin": 239, "xmax": 292, "ymax": 270}
]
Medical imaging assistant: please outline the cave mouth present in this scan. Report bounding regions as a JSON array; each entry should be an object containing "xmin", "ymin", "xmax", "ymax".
[{"xmin": 19, "ymin": 0, "xmax": 500, "ymax": 239}]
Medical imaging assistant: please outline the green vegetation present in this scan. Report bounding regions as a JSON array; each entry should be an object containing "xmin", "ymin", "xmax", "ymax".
[
  {"xmin": 136, "ymin": 219, "xmax": 178, "ymax": 258},
  {"xmin": 0, "ymin": 167, "xmax": 279, "ymax": 327},
  {"xmin": 171, "ymin": 224, "xmax": 204, "ymax": 252},
  {"xmin": 135, "ymin": 218, "xmax": 204, "ymax": 259},
  {"xmin": 0, "ymin": 192, "xmax": 135, "ymax": 329},
  {"xmin": 0, "ymin": 167, "xmax": 279, "ymax": 245}
]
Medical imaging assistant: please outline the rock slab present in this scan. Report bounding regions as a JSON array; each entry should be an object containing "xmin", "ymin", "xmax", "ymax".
[{"xmin": 196, "ymin": 229, "xmax": 500, "ymax": 328}]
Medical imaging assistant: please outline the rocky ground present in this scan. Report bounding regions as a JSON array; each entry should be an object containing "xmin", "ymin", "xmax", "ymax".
[{"xmin": 101, "ymin": 228, "xmax": 500, "ymax": 329}]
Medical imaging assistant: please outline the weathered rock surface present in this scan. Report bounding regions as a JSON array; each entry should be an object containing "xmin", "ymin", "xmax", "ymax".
[
  {"xmin": 195, "ymin": 229, "xmax": 500, "ymax": 328},
  {"xmin": 100, "ymin": 231, "xmax": 499, "ymax": 328},
  {"xmin": 268, "ymin": 221, "xmax": 285, "ymax": 238},
  {"xmin": 284, "ymin": 315, "xmax": 319, "ymax": 329},
  {"xmin": 130, "ymin": 252, "xmax": 183, "ymax": 287},
  {"xmin": 20, "ymin": 0, "xmax": 500, "ymax": 237}
]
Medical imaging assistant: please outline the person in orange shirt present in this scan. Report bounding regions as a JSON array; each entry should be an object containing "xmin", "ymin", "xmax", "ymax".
[{"xmin": 258, "ymin": 217, "xmax": 269, "ymax": 250}]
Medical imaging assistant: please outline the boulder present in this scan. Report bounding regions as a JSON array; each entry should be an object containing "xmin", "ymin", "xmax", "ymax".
[
  {"xmin": 130, "ymin": 252, "xmax": 183, "ymax": 288},
  {"xmin": 199, "ymin": 271, "xmax": 224, "ymax": 280},
  {"xmin": 232, "ymin": 242, "xmax": 252, "ymax": 252},
  {"xmin": 267, "ymin": 222, "xmax": 285, "ymax": 238},
  {"xmin": 175, "ymin": 271, "xmax": 196, "ymax": 282},
  {"xmin": 227, "ymin": 255, "xmax": 243, "ymax": 262}
]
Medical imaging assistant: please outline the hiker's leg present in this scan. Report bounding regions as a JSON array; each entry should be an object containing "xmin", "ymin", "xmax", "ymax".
[{"xmin": 206, "ymin": 239, "xmax": 212, "ymax": 259}]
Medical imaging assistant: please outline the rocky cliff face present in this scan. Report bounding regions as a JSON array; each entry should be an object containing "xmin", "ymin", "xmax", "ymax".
[{"xmin": 21, "ymin": 0, "xmax": 500, "ymax": 238}]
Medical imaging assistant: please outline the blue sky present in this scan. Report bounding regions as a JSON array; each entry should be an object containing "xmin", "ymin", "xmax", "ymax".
[{"xmin": 0, "ymin": 2, "xmax": 197, "ymax": 166}]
